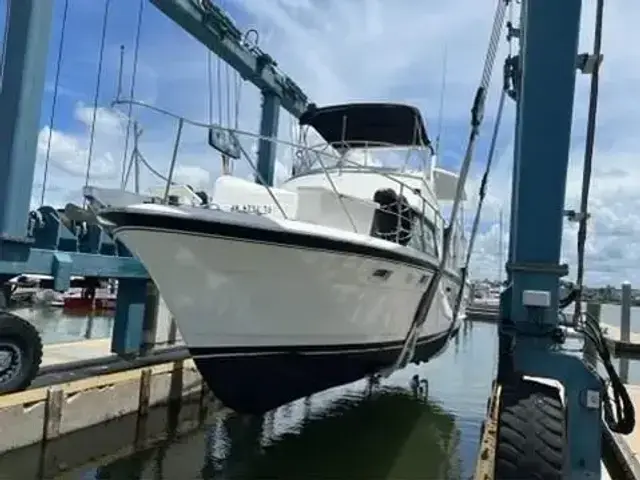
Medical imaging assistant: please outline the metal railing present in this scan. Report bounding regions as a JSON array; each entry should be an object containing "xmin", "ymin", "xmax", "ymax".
[{"xmin": 110, "ymin": 98, "xmax": 465, "ymax": 266}]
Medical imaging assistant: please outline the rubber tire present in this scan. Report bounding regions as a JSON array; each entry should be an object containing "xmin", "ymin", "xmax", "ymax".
[
  {"xmin": 0, "ymin": 312, "xmax": 43, "ymax": 394},
  {"xmin": 494, "ymin": 380, "xmax": 567, "ymax": 479}
]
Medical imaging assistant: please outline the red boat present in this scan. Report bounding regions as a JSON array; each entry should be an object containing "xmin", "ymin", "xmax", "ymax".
[{"xmin": 62, "ymin": 288, "xmax": 116, "ymax": 312}]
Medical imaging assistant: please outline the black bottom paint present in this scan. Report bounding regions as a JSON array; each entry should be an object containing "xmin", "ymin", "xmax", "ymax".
[{"xmin": 189, "ymin": 331, "xmax": 455, "ymax": 415}]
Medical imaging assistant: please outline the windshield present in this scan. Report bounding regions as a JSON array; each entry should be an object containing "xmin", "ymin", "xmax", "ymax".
[{"xmin": 293, "ymin": 138, "xmax": 433, "ymax": 177}]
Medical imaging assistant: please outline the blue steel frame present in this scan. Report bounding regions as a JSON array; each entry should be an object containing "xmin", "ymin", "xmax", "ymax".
[
  {"xmin": 1, "ymin": 0, "xmax": 308, "ymax": 354},
  {"xmin": 150, "ymin": 0, "xmax": 309, "ymax": 186},
  {"xmin": 499, "ymin": 0, "xmax": 602, "ymax": 477}
]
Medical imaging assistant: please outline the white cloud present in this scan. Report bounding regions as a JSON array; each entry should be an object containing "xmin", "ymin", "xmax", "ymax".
[
  {"xmin": 33, "ymin": 0, "xmax": 640, "ymax": 286},
  {"xmin": 73, "ymin": 102, "xmax": 125, "ymax": 136},
  {"xmin": 37, "ymin": 104, "xmax": 122, "ymax": 179},
  {"xmin": 173, "ymin": 165, "xmax": 211, "ymax": 190}
]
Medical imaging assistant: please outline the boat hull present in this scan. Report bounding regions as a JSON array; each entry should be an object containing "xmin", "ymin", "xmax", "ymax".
[
  {"xmin": 188, "ymin": 331, "xmax": 454, "ymax": 414},
  {"xmin": 103, "ymin": 207, "xmax": 462, "ymax": 414}
]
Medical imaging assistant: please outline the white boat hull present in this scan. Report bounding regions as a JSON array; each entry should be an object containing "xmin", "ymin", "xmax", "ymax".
[{"xmin": 103, "ymin": 206, "xmax": 463, "ymax": 413}]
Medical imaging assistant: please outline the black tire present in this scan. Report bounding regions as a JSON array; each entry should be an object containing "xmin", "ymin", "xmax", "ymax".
[
  {"xmin": 0, "ymin": 312, "xmax": 43, "ymax": 394},
  {"xmin": 494, "ymin": 380, "xmax": 567, "ymax": 479}
]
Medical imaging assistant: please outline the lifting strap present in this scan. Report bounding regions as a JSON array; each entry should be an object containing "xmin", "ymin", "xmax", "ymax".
[{"xmin": 386, "ymin": 0, "xmax": 511, "ymax": 375}]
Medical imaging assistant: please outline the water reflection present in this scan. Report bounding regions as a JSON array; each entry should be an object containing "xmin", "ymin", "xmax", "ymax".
[
  {"xmin": 95, "ymin": 381, "xmax": 461, "ymax": 480},
  {"xmin": 51, "ymin": 322, "xmax": 497, "ymax": 479}
]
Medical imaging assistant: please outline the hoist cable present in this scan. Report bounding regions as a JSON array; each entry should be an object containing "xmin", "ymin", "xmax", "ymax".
[
  {"xmin": 582, "ymin": 310, "xmax": 635, "ymax": 434},
  {"xmin": 451, "ymin": 86, "xmax": 508, "ymax": 328},
  {"xmin": 572, "ymin": 0, "xmax": 603, "ymax": 321},
  {"xmin": 225, "ymin": 63, "xmax": 232, "ymax": 128},
  {"xmin": 120, "ymin": 0, "xmax": 145, "ymax": 188},
  {"xmin": 234, "ymin": 73, "xmax": 242, "ymax": 130},
  {"xmin": 449, "ymin": 0, "xmax": 514, "ymax": 328},
  {"xmin": 567, "ymin": 0, "xmax": 634, "ymax": 436},
  {"xmin": 40, "ymin": 0, "xmax": 70, "ymax": 207},
  {"xmin": 216, "ymin": 56, "xmax": 223, "ymax": 124},
  {"xmin": 389, "ymin": 0, "xmax": 510, "ymax": 374},
  {"xmin": 207, "ymin": 51, "xmax": 214, "ymax": 123},
  {"xmin": 84, "ymin": 0, "xmax": 112, "ymax": 190}
]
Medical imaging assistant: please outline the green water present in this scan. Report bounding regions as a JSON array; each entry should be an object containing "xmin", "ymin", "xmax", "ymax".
[
  {"xmin": 70, "ymin": 322, "xmax": 498, "ymax": 479},
  {"xmin": 7, "ymin": 309, "xmax": 637, "ymax": 479}
]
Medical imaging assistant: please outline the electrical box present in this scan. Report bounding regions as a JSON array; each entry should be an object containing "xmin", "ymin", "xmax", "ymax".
[{"xmin": 522, "ymin": 289, "xmax": 551, "ymax": 308}]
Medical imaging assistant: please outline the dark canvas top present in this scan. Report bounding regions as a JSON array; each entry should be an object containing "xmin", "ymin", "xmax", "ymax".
[{"xmin": 299, "ymin": 102, "xmax": 431, "ymax": 150}]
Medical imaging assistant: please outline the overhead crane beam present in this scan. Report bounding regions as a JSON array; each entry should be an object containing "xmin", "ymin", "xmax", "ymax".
[
  {"xmin": 0, "ymin": 0, "xmax": 313, "ymax": 364},
  {"xmin": 150, "ymin": 0, "xmax": 311, "ymax": 185}
]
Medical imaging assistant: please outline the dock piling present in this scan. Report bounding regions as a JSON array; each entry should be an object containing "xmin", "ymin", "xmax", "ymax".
[
  {"xmin": 584, "ymin": 302, "xmax": 601, "ymax": 367},
  {"xmin": 621, "ymin": 282, "xmax": 632, "ymax": 344},
  {"xmin": 620, "ymin": 282, "xmax": 632, "ymax": 383}
]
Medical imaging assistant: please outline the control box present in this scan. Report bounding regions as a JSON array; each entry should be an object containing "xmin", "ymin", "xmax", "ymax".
[{"xmin": 522, "ymin": 289, "xmax": 551, "ymax": 308}]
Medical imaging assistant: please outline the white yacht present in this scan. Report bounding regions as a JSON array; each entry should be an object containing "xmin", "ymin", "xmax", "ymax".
[{"xmin": 97, "ymin": 102, "xmax": 470, "ymax": 414}]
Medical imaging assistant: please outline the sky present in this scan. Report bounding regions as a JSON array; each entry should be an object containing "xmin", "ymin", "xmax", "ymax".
[{"xmin": 2, "ymin": 0, "xmax": 640, "ymax": 287}]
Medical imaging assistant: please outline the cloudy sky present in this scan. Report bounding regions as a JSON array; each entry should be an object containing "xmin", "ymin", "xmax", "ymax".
[{"xmin": 4, "ymin": 0, "xmax": 639, "ymax": 286}]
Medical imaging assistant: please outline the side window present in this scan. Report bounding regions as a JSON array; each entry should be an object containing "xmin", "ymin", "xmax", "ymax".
[
  {"xmin": 422, "ymin": 221, "xmax": 437, "ymax": 256},
  {"xmin": 408, "ymin": 217, "xmax": 437, "ymax": 256}
]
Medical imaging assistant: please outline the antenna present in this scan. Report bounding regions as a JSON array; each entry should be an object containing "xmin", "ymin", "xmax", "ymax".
[
  {"xmin": 498, "ymin": 208, "xmax": 504, "ymax": 284},
  {"xmin": 434, "ymin": 46, "xmax": 448, "ymax": 155},
  {"xmin": 431, "ymin": 46, "xmax": 448, "ymax": 184}
]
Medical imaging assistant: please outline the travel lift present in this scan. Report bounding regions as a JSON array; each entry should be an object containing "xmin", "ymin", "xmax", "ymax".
[
  {"xmin": 473, "ymin": 0, "xmax": 635, "ymax": 479},
  {"xmin": 0, "ymin": 0, "xmax": 635, "ymax": 478}
]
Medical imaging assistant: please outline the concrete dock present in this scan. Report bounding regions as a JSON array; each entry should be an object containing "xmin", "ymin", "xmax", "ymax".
[
  {"xmin": 603, "ymin": 386, "xmax": 640, "ymax": 479},
  {"xmin": 41, "ymin": 338, "xmax": 114, "ymax": 367},
  {"xmin": 0, "ymin": 350, "xmax": 211, "ymax": 454},
  {"xmin": 0, "ymin": 297, "xmax": 197, "ymax": 457}
]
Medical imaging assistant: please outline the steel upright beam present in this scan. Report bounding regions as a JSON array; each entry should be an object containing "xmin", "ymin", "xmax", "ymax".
[
  {"xmin": 506, "ymin": 0, "xmax": 581, "ymax": 319},
  {"xmin": 499, "ymin": 0, "xmax": 603, "ymax": 476},
  {"xmin": 256, "ymin": 93, "xmax": 281, "ymax": 186},
  {"xmin": 0, "ymin": 0, "xmax": 53, "ymax": 258}
]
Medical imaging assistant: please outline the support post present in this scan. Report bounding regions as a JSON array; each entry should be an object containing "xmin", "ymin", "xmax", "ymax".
[
  {"xmin": 255, "ymin": 93, "xmax": 281, "ymax": 187},
  {"xmin": 583, "ymin": 302, "xmax": 601, "ymax": 367},
  {"xmin": 0, "ymin": 0, "xmax": 54, "ymax": 254},
  {"xmin": 140, "ymin": 281, "xmax": 159, "ymax": 355},
  {"xmin": 507, "ymin": 0, "xmax": 582, "ymax": 324},
  {"xmin": 111, "ymin": 279, "xmax": 148, "ymax": 355},
  {"xmin": 620, "ymin": 281, "xmax": 631, "ymax": 383},
  {"xmin": 498, "ymin": 1, "xmax": 603, "ymax": 477},
  {"xmin": 620, "ymin": 281, "xmax": 631, "ymax": 344}
]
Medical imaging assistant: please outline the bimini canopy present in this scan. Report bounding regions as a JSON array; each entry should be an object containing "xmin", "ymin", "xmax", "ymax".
[{"xmin": 299, "ymin": 103, "xmax": 431, "ymax": 151}]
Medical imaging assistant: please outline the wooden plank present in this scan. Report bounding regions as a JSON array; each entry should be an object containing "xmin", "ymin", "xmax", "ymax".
[
  {"xmin": 0, "ymin": 360, "xmax": 196, "ymax": 409},
  {"xmin": 474, "ymin": 382, "xmax": 501, "ymax": 480}
]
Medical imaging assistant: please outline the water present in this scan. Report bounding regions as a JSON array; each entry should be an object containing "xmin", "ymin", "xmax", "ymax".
[
  {"xmin": 11, "ymin": 307, "xmax": 113, "ymax": 344},
  {"xmin": 8, "ymin": 305, "xmax": 634, "ymax": 478},
  {"xmin": 61, "ymin": 321, "xmax": 497, "ymax": 479},
  {"xmin": 585, "ymin": 303, "xmax": 640, "ymax": 333}
]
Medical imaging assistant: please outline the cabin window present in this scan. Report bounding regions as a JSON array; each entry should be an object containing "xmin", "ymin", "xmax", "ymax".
[
  {"xmin": 422, "ymin": 221, "xmax": 437, "ymax": 256},
  {"xmin": 408, "ymin": 217, "xmax": 437, "ymax": 256}
]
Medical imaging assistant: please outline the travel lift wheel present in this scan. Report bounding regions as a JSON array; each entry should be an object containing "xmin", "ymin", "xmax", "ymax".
[
  {"xmin": 494, "ymin": 380, "xmax": 567, "ymax": 479},
  {"xmin": 0, "ymin": 311, "xmax": 43, "ymax": 394}
]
